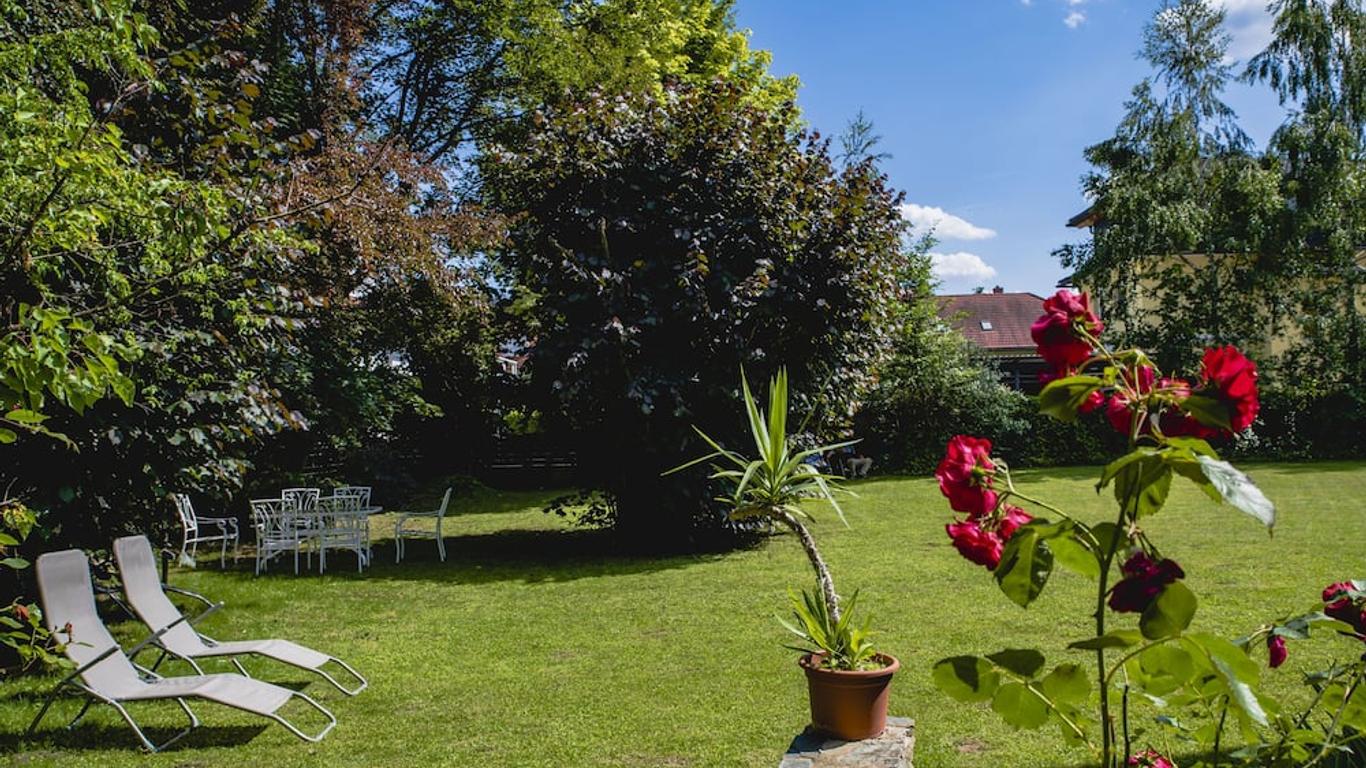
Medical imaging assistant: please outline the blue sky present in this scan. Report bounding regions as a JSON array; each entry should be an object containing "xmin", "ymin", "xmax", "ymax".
[{"xmin": 735, "ymin": 0, "xmax": 1288, "ymax": 296}]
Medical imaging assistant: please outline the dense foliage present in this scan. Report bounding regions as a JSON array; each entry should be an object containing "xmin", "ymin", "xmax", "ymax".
[
  {"xmin": 0, "ymin": 0, "xmax": 796, "ymax": 554},
  {"xmin": 485, "ymin": 82, "xmax": 908, "ymax": 543},
  {"xmin": 1059, "ymin": 0, "xmax": 1366, "ymax": 459}
]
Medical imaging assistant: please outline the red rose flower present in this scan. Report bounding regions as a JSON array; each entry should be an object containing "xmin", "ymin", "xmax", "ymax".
[
  {"xmin": 936, "ymin": 436, "xmax": 999, "ymax": 518},
  {"xmin": 1128, "ymin": 750, "xmax": 1175, "ymax": 768},
  {"xmin": 1109, "ymin": 552, "xmax": 1185, "ymax": 613},
  {"xmin": 1031, "ymin": 290, "xmax": 1103, "ymax": 369},
  {"xmin": 1152, "ymin": 376, "xmax": 1217, "ymax": 439},
  {"xmin": 1196, "ymin": 346, "xmax": 1259, "ymax": 433},
  {"xmin": 1324, "ymin": 581, "xmax": 1366, "ymax": 636},
  {"xmin": 1105, "ymin": 366, "xmax": 1157, "ymax": 435},
  {"xmin": 1267, "ymin": 634, "xmax": 1288, "ymax": 668},
  {"xmin": 13, "ymin": 604, "xmax": 29, "ymax": 623},
  {"xmin": 998, "ymin": 505, "xmax": 1033, "ymax": 539},
  {"xmin": 1323, "ymin": 581, "xmax": 1354, "ymax": 603},
  {"xmin": 946, "ymin": 520, "xmax": 1004, "ymax": 570}
]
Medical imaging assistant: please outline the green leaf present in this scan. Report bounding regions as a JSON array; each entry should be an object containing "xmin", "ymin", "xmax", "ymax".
[
  {"xmin": 1113, "ymin": 455, "xmax": 1173, "ymax": 518},
  {"xmin": 1130, "ymin": 645, "xmax": 1195, "ymax": 696},
  {"xmin": 1049, "ymin": 530, "xmax": 1101, "ymax": 580},
  {"xmin": 1141, "ymin": 582, "xmax": 1197, "ymax": 640},
  {"xmin": 1181, "ymin": 633, "xmax": 1267, "ymax": 726},
  {"xmin": 1028, "ymin": 520, "xmax": 1100, "ymax": 580},
  {"xmin": 932, "ymin": 656, "xmax": 1001, "ymax": 703},
  {"xmin": 991, "ymin": 682, "xmax": 1050, "ymax": 729},
  {"xmin": 1181, "ymin": 394, "xmax": 1232, "ymax": 431},
  {"xmin": 995, "ymin": 524, "xmax": 1054, "ymax": 608},
  {"xmin": 0, "ymin": 428, "xmax": 15, "ymax": 444},
  {"xmin": 1097, "ymin": 448, "xmax": 1159, "ymax": 489},
  {"xmin": 3, "ymin": 409, "xmax": 46, "ymax": 424},
  {"xmin": 1089, "ymin": 522, "xmax": 1127, "ymax": 559},
  {"xmin": 986, "ymin": 648, "xmax": 1047, "ymax": 678},
  {"xmin": 1038, "ymin": 376, "xmax": 1105, "ymax": 422},
  {"xmin": 1195, "ymin": 456, "xmax": 1275, "ymax": 529},
  {"xmin": 1040, "ymin": 663, "xmax": 1090, "ymax": 706},
  {"xmin": 1068, "ymin": 630, "xmax": 1142, "ymax": 651},
  {"xmin": 0, "ymin": 557, "xmax": 30, "ymax": 570},
  {"xmin": 1167, "ymin": 450, "xmax": 1223, "ymax": 503}
]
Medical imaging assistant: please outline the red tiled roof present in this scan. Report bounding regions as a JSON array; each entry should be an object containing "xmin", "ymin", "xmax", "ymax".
[{"xmin": 936, "ymin": 292, "xmax": 1046, "ymax": 352}]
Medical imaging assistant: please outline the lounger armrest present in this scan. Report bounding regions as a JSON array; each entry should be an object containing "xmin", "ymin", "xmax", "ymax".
[
  {"xmin": 163, "ymin": 584, "xmax": 217, "ymax": 611},
  {"xmin": 128, "ymin": 605, "xmax": 222, "ymax": 657}
]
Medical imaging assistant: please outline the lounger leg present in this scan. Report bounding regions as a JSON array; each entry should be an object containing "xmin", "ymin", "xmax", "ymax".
[
  {"xmin": 437, "ymin": 523, "xmax": 446, "ymax": 563},
  {"xmin": 269, "ymin": 692, "xmax": 337, "ymax": 743},
  {"xmin": 316, "ymin": 657, "xmax": 369, "ymax": 695},
  {"xmin": 26, "ymin": 686, "xmax": 63, "ymax": 736},
  {"xmin": 65, "ymin": 700, "xmax": 94, "ymax": 730},
  {"xmin": 111, "ymin": 697, "xmax": 199, "ymax": 753},
  {"xmin": 231, "ymin": 658, "xmax": 252, "ymax": 677}
]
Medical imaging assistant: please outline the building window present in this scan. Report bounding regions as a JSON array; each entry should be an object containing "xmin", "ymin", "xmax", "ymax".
[{"xmin": 979, "ymin": 320, "xmax": 994, "ymax": 331}]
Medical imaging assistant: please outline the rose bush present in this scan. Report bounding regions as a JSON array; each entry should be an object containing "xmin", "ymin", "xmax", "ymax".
[{"xmin": 930, "ymin": 290, "xmax": 1366, "ymax": 768}]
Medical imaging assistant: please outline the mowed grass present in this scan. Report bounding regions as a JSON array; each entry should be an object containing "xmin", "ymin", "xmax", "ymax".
[{"xmin": 1, "ymin": 462, "xmax": 1364, "ymax": 767}]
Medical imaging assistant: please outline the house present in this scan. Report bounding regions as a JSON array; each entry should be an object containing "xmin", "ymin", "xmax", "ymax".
[
  {"xmin": 495, "ymin": 352, "xmax": 528, "ymax": 377},
  {"xmin": 936, "ymin": 287, "xmax": 1050, "ymax": 393},
  {"xmin": 1065, "ymin": 206, "xmax": 1366, "ymax": 362}
]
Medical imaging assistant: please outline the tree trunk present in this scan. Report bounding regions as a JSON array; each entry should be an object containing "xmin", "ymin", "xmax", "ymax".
[{"xmin": 777, "ymin": 510, "xmax": 840, "ymax": 624}]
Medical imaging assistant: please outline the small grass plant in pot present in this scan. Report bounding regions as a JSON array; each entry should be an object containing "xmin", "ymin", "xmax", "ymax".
[{"xmin": 668, "ymin": 369, "xmax": 898, "ymax": 741}]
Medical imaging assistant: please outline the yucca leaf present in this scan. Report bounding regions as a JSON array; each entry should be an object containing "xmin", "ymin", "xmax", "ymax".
[{"xmin": 740, "ymin": 370, "xmax": 770, "ymax": 462}]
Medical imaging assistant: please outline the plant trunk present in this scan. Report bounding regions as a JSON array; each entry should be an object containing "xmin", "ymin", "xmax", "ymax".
[{"xmin": 777, "ymin": 510, "xmax": 840, "ymax": 624}]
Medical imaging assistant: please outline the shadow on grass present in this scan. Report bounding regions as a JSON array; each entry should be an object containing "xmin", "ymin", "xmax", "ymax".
[
  {"xmin": 193, "ymin": 527, "xmax": 738, "ymax": 588},
  {"xmin": 4, "ymin": 716, "xmax": 268, "ymax": 754}
]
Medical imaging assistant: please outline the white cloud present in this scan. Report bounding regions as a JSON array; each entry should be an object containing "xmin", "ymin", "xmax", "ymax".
[
  {"xmin": 1064, "ymin": 10, "xmax": 1086, "ymax": 28},
  {"xmin": 900, "ymin": 203, "xmax": 997, "ymax": 241},
  {"xmin": 929, "ymin": 252, "xmax": 998, "ymax": 282},
  {"xmin": 1215, "ymin": 0, "xmax": 1275, "ymax": 62},
  {"xmin": 1067, "ymin": 0, "xmax": 1086, "ymax": 5}
]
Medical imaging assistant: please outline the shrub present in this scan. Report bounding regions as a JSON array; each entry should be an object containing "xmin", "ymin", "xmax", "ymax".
[{"xmin": 485, "ymin": 82, "xmax": 908, "ymax": 546}]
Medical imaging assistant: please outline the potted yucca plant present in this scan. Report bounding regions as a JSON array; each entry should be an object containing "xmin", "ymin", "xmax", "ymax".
[{"xmin": 669, "ymin": 369, "xmax": 898, "ymax": 740}]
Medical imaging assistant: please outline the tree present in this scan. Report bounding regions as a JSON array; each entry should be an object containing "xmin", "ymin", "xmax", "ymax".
[
  {"xmin": 1060, "ymin": 0, "xmax": 1366, "ymax": 457},
  {"xmin": 838, "ymin": 109, "xmax": 891, "ymax": 168},
  {"xmin": 484, "ymin": 82, "xmax": 907, "ymax": 546},
  {"xmin": 0, "ymin": 0, "xmax": 317, "ymax": 544},
  {"xmin": 1059, "ymin": 0, "xmax": 1282, "ymax": 373},
  {"xmin": 1246, "ymin": 0, "xmax": 1366, "ymax": 390},
  {"xmin": 1142, "ymin": 0, "xmax": 1249, "ymax": 149}
]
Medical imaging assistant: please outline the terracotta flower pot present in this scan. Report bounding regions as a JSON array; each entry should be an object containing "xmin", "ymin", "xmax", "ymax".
[{"xmin": 799, "ymin": 652, "xmax": 900, "ymax": 741}]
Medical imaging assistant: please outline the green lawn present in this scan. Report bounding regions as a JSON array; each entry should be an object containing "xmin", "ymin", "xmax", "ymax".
[{"xmin": 2, "ymin": 462, "xmax": 1364, "ymax": 767}]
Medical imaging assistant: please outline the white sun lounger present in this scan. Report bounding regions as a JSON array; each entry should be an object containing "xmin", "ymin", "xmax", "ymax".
[
  {"xmin": 29, "ymin": 549, "xmax": 336, "ymax": 752},
  {"xmin": 111, "ymin": 535, "xmax": 367, "ymax": 695}
]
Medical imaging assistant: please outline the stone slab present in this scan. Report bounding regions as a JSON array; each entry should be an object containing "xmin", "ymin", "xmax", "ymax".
[{"xmin": 779, "ymin": 717, "xmax": 915, "ymax": 768}]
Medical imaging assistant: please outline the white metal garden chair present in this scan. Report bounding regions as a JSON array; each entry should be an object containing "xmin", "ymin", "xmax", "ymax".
[
  {"xmin": 394, "ymin": 487, "xmax": 452, "ymax": 563},
  {"xmin": 315, "ymin": 495, "xmax": 368, "ymax": 574},
  {"xmin": 171, "ymin": 493, "xmax": 238, "ymax": 567},
  {"xmin": 28, "ymin": 549, "xmax": 335, "ymax": 752},
  {"xmin": 250, "ymin": 498, "xmax": 306, "ymax": 575},
  {"xmin": 331, "ymin": 486, "xmax": 374, "ymax": 560},
  {"xmin": 112, "ymin": 535, "xmax": 367, "ymax": 694},
  {"xmin": 332, "ymin": 486, "xmax": 371, "ymax": 507},
  {"xmin": 281, "ymin": 487, "xmax": 321, "ymax": 513}
]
